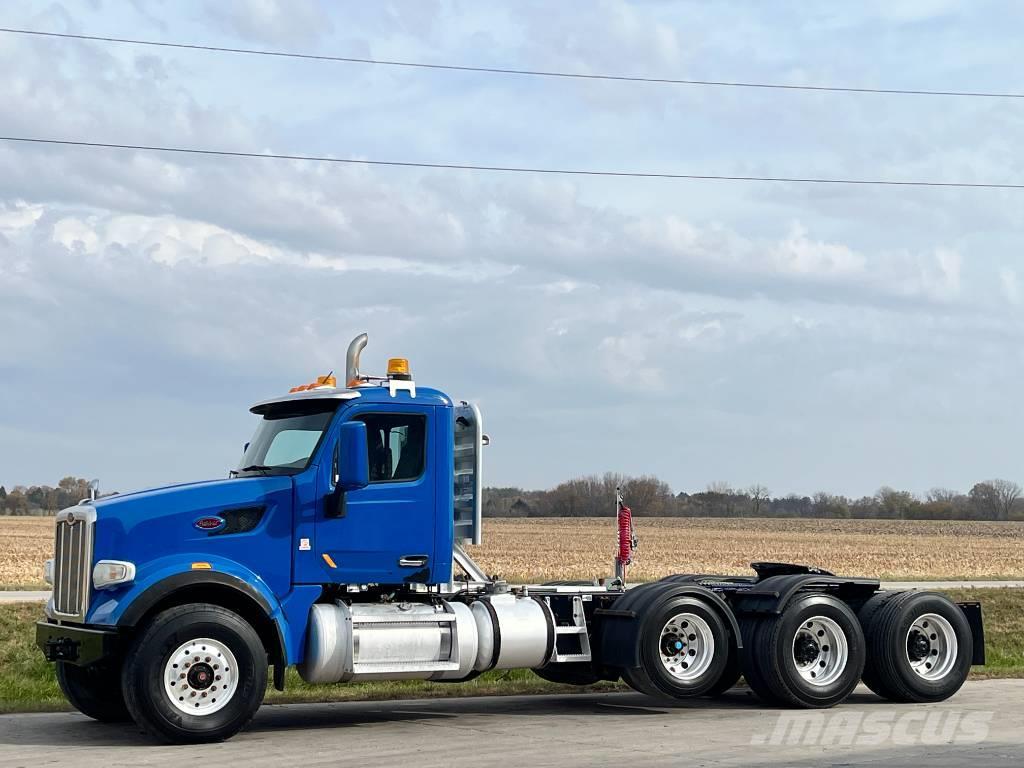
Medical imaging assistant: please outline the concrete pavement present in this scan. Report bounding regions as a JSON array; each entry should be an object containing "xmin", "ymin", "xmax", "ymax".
[
  {"xmin": 1, "ymin": 681, "xmax": 1021, "ymax": 767},
  {"xmin": 0, "ymin": 591, "xmax": 49, "ymax": 603}
]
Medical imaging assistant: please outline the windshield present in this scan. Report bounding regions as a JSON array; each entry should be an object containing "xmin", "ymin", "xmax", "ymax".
[{"xmin": 235, "ymin": 404, "xmax": 337, "ymax": 476}]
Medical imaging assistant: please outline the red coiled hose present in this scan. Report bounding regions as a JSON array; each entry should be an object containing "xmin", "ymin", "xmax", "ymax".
[{"xmin": 617, "ymin": 504, "xmax": 634, "ymax": 566}]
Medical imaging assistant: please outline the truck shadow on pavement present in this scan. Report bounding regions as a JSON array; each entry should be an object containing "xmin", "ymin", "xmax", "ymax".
[{"xmin": 0, "ymin": 688, "xmax": 894, "ymax": 748}]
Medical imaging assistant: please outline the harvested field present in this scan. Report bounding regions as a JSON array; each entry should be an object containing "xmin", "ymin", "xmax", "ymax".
[
  {"xmin": 469, "ymin": 517, "xmax": 1024, "ymax": 583},
  {"xmin": 0, "ymin": 517, "xmax": 52, "ymax": 589},
  {"xmin": 3, "ymin": 515, "xmax": 1024, "ymax": 588}
]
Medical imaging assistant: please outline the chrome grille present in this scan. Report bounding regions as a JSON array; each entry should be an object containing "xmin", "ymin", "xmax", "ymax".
[{"xmin": 52, "ymin": 506, "xmax": 95, "ymax": 621}]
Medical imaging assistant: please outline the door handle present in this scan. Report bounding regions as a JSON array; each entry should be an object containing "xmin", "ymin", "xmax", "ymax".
[{"xmin": 399, "ymin": 555, "xmax": 429, "ymax": 567}]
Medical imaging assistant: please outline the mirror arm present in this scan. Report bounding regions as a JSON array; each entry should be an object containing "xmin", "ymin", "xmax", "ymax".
[{"xmin": 325, "ymin": 487, "xmax": 347, "ymax": 519}]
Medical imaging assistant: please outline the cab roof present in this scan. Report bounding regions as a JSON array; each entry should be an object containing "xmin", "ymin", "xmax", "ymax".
[{"xmin": 250, "ymin": 384, "xmax": 452, "ymax": 414}]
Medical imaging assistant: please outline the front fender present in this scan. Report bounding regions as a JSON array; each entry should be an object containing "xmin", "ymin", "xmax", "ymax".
[
  {"xmin": 86, "ymin": 555, "xmax": 317, "ymax": 675},
  {"xmin": 87, "ymin": 555, "xmax": 322, "ymax": 671},
  {"xmin": 87, "ymin": 554, "xmax": 280, "ymax": 627}
]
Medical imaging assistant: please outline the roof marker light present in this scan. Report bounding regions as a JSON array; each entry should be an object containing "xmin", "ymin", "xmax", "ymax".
[
  {"xmin": 387, "ymin": 358, "xmax": 411, "ymax": 380},
  {"xmin": 289, "ymin": 373, "xmax": 337, "ymax": 393}
]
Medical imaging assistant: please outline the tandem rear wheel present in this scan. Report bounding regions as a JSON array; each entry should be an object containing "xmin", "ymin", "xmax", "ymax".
[
  {"xmin": 740, "ymin": 593, "xmax": 866, "ymax": 708},
  {"xmin": 621, "ymin": 594, "xmax": 733, "ymax": 699},
  {"xmin": 859, "ymin": 591, "xmax": 973, "ymax": 703}
]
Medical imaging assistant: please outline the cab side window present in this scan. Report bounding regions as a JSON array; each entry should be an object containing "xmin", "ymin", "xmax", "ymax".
[{"xmin": 355, "ymin": 414, "xmax": 426, "ymax": 483}]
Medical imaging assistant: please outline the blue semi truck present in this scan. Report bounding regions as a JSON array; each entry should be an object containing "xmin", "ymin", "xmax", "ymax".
[{"xmin": 37, "ymin": 334, "xmax": 985, "ymax": 743}]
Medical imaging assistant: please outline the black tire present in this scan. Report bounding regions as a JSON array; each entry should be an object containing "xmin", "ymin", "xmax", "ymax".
[
  {"xmin": 620, "ymin": 665, "xmax": 662, "ymax": 697},
  {"xmin": 625, "ymin": 595, "xmax": 731, "ymax": 699},
  {"xmin": 858, "ymin": 590, "xmax": 904, "ymax": 628},
  {"xmin": 56, "ymin": 660, "xmax": 131, "ymax": 722},
  {"xmin": 856, "ymin": 590, "xmax": 907, "ymax": 695},
  {"xmin": 743, "ymin": 593, "xmax": 865, "ymax": 708},
  {"xmin": 860, "ymin": 591, "xmax": 973, "ymax": 703},
  {"xmin": 533, "ymin": 663, "xmax": 603, "ymax": 686},
  {"xmin": 738, "ymin": 617, "xmax": 785, "ymax": 705},
  {"xmin": 122, "ymin": 604, "xmax": 268, "ymax": 744},
  {"xmin": 705, "ymin": 636, "xmax": 742, "ymax": 697}
]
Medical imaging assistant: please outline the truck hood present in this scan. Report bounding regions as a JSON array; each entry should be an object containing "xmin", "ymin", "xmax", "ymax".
[
  {"xmin": 90, "ymin": 476, "xmax": 295, "ymax": 560},
  {"xmin": 93, "ymin": 476, "xmax": 291, "ymax": 512}
]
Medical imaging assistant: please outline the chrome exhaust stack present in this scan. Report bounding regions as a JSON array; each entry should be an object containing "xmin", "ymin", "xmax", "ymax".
[{"xmin": 346, "ymin": 332, "xmax": 368, "ymax": 387}]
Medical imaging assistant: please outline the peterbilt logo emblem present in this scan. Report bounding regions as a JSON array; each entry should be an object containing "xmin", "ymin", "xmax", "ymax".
[
  {"xmin": 66, "ymin": 512, "xmax": 76, "ymax": 525},
  {"xmin": 193, "ymin": 516, "xmax": 226, "ymax": 533}
]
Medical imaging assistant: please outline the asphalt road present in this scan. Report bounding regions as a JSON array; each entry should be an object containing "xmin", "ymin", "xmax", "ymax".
[
  {"xmin": 1, "ymin": 681, "xmax": 1021, "ymax": 767},
  {"xmin": 4, "ymin": 580, "xmax": 1023, "ymax": 604}
]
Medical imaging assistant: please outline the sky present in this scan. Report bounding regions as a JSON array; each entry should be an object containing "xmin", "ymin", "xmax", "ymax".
[{"xmin": 1, "ymin": 0, "xmax": 1024, "ymax": 499}]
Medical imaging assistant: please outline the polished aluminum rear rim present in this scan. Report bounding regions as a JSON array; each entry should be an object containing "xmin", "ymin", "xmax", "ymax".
[
  {"xmin": 793, "ymin": 615, "xmax": 849, "ymax": 687},
  {"xmin": 659, "ymin": 612, "xmax": 715, "ymax": 682},
  {"xmin": 906, "ymin": 613, "xmax": 957, "ymax": 681}
]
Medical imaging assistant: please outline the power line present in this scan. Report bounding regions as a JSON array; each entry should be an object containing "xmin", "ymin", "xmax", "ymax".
[
  {"xmin": 1, "ymin": 135, "xmax": 1021, "ymax": 189},
  {"xmin": 2, "ymin": 26, "xmax": 1022, "ymax": 100}
]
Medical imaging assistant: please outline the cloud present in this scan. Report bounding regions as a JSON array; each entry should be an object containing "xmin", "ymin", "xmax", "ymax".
[
  {"xmin": 201, "ymin": 0, "xmax": 335, "ymax": 46},
  {"xmin": 0, "ymin": 18, "xmax": 969, "ymax": 313},
  {"xmin": 999, "ymin": 268, "xmax": 1020, "ymax": 305}
]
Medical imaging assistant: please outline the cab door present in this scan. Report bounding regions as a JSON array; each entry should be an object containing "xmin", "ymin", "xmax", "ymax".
[{"xmin": 314, "ymin": 402, "xmax": 439, "ymax": 585}]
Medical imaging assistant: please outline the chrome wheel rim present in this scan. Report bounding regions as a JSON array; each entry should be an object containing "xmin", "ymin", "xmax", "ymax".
[
  {"xmin": 658, "ymin": 612, "xmax": 716, "ymax": 682},
  {"xmin": 906, "ymin": 613, "xmax": 957, "ymax": 681},
  {"xmin": 163, "ymin": 637, "xmax": 239, "ymax": 716},
  {"xmin": 792, "ymin": 616, "xmax": 849, "ymax": 687}
]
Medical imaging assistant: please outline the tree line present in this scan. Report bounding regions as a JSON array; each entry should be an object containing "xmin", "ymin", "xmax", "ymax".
[
  {"xmin": 483, "ymin": 474, "xmax": 1024, "ymax": 521},
  {"xmin": 3, "ymin": 474, "xmax": 1022, "ymax": 522},
  {"xmin": 0, "ymin": 478, "xmax": 96, "ymax": 515}
]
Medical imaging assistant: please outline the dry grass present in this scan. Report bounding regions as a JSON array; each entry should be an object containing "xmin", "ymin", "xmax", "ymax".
[
  {"xmin": 4, "ymin": 515, "xmax": 1024, "ymax": 589},
  {"xmin": 470, "ymin": 517, "xmax": 1024, "ymax": 583}
]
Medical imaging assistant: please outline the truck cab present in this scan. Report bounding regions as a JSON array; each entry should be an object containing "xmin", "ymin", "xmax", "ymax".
[{"xmin": 245, "ymin": 382, "xmax": 456, "ymax": 588}]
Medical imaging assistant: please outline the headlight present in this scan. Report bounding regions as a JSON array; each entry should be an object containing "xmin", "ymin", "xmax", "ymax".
[
  {"xmin": 43, "ymin": 559, "xmax": 54, "ymax": 585},
  {"xmin": 92, "ymin": 560, "xmax": 136, "ymax": 590}
]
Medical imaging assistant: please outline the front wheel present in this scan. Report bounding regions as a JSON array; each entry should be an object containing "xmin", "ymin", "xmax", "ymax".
[
  {"xmin": 56, "ymin": 660, "xmax": 131, "ymax": 722},
  {"xmin": 122, "ymin": 604, "xmax": 268, "ymax": 744}
]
